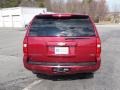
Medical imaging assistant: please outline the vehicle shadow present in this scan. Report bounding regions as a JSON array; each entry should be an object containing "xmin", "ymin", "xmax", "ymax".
[{"xmin": 36, "ymin": 73, "xmax": 94, "ymax": 81}]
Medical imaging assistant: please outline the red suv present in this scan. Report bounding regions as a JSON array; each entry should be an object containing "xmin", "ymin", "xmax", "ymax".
[{"xmin": 23, "ymin": 14, "xmax": 101, "ymax": 75}]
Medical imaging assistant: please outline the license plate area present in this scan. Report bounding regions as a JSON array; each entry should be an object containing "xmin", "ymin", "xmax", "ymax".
[
  {"xmin": 53, "ymin": 67, "xmax": 70, "ymax": 72},
  {"xmin": 55, "ymin": 47, "xmax": 69, "ymax": 55}
]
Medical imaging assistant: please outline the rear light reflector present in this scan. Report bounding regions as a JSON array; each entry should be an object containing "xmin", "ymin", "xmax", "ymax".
[
  {"xmin": 97, "ymin": 44, "xmax": 101, "ymax": 48},
  {"xmin": 23, "ymin": 44, "xmax": 28, "ymax": 54},
  {"xmin": 96, "ymin": 38, "xmax": 101, "ymax": 57},
  {"xmin": 23, "ymin": 37, "xmax": 28, "ymax": 54},
  {"xmin": 23, "ymin": 44, "xmax": 27, "ymax": 48}
]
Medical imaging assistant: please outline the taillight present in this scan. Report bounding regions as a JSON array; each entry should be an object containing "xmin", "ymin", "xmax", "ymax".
[
  {"xmin": 23, "ymin": 37, "xmax": 28, "ymax": 54},
  {"xmin": 96, "ymin": 37, "xmax": 101, "ymax": 57}
]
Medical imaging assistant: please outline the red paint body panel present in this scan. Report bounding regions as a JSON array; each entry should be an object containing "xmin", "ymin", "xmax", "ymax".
[
  {"xmin": 27, "ymin": 37, "xmax": 96, "ymax": 62},
  {"xmin": 23, "ymin": 14, "xmax": 101, "ymax": 75}
]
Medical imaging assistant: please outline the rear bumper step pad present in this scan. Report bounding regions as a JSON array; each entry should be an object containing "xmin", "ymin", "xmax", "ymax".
[{"xmin": 28, "ymin": 60, "xmax": 96, "ymax": 66}]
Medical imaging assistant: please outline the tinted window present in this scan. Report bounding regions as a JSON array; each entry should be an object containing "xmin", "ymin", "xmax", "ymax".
[{"xmin": 29, "ymin": 17, "xmax": 95, "ymax": 37}]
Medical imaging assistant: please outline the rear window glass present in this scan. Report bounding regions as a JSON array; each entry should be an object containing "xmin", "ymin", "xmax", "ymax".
[{"xmin": 29, "ymin": 16, "xmax": 95, "ymax": 37}]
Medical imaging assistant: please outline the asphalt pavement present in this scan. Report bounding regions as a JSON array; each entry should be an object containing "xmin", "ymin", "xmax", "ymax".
[{"xmin": 0, "ymin": 25, "xmax": 120, "ymax": 90}]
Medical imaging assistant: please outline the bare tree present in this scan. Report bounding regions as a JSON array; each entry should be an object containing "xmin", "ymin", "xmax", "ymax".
[
  {"xmin": 95, "ymin": 0, "xmax": 108, "ymax": 21},
  {"xmin": 42, "ymin": 0, "xmax": 108, "ymax": 21},
  {"xmin": 44, "ymin": 0, "xmax": 52, "ymax": 11},
  {"xmin": 66, "ymin": 0, "xmax": 81, "ymax": 13},
  {"xmin": 81, "ymin": 0, "xmax": 92, "ymax": 14},
  {"xmin": 112, "ymin": 4, "xmax": 120, "ymax": 23},
  {"xmin": 20, "ymin": 0, "xmax": 39, "ymax": 7}
]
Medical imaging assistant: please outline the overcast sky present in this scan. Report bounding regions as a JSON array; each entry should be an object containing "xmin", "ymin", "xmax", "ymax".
[{"xmin": 107, "ymin": 0, "xmax": 120, "ymax": 11}]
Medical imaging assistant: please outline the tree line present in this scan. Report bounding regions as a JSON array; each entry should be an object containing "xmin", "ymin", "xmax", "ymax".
[
  {"xmin": 0, "ymin": 0, "xmax": 108, "ymax": 22},
  {"xmin": 45, "ymin": 0, "xmax": 108, "ymax": 22}
]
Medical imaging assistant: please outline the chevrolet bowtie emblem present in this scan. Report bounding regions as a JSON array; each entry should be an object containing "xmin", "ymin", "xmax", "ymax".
[{"xmin": 57, "ymin": 42, "xmax": 66, "ymax": 46}]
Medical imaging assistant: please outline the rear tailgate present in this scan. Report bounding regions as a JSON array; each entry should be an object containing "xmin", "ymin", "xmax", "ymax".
[
  {"xmin": 28, "ymin": 37, "xmax": 96, "ymax": 63},
  {"xmin": 27, "ymin": 14, "xmax": 97, "ymax": 63}
]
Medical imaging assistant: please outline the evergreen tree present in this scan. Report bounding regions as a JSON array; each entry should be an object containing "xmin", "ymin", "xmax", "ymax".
[{"xmin": 0, "ymin": 0, "xmax": 21, "ymax": 8}]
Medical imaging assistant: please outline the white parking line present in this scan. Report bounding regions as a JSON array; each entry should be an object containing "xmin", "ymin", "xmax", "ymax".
[{"xmin": 22, "ymin": 80, "xmax": 42, "ymax": 90}]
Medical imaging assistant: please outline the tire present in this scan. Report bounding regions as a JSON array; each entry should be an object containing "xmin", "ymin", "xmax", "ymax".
[
  {"xmin": 77, "ymin": 73, "xmax": 94, "ymax": 79},
  {"xmin": 85, "ymin": 73, "xmax": 94, "ymax": 78},
  {"xmin": 32, "ymin": 71, "xmax": 39, "ymax": 74}
]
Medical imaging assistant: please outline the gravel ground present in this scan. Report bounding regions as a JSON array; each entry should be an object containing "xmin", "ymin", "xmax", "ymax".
[{"xmin": 0, "ymin": 25, "xmax": 120, "ymax": 90}]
